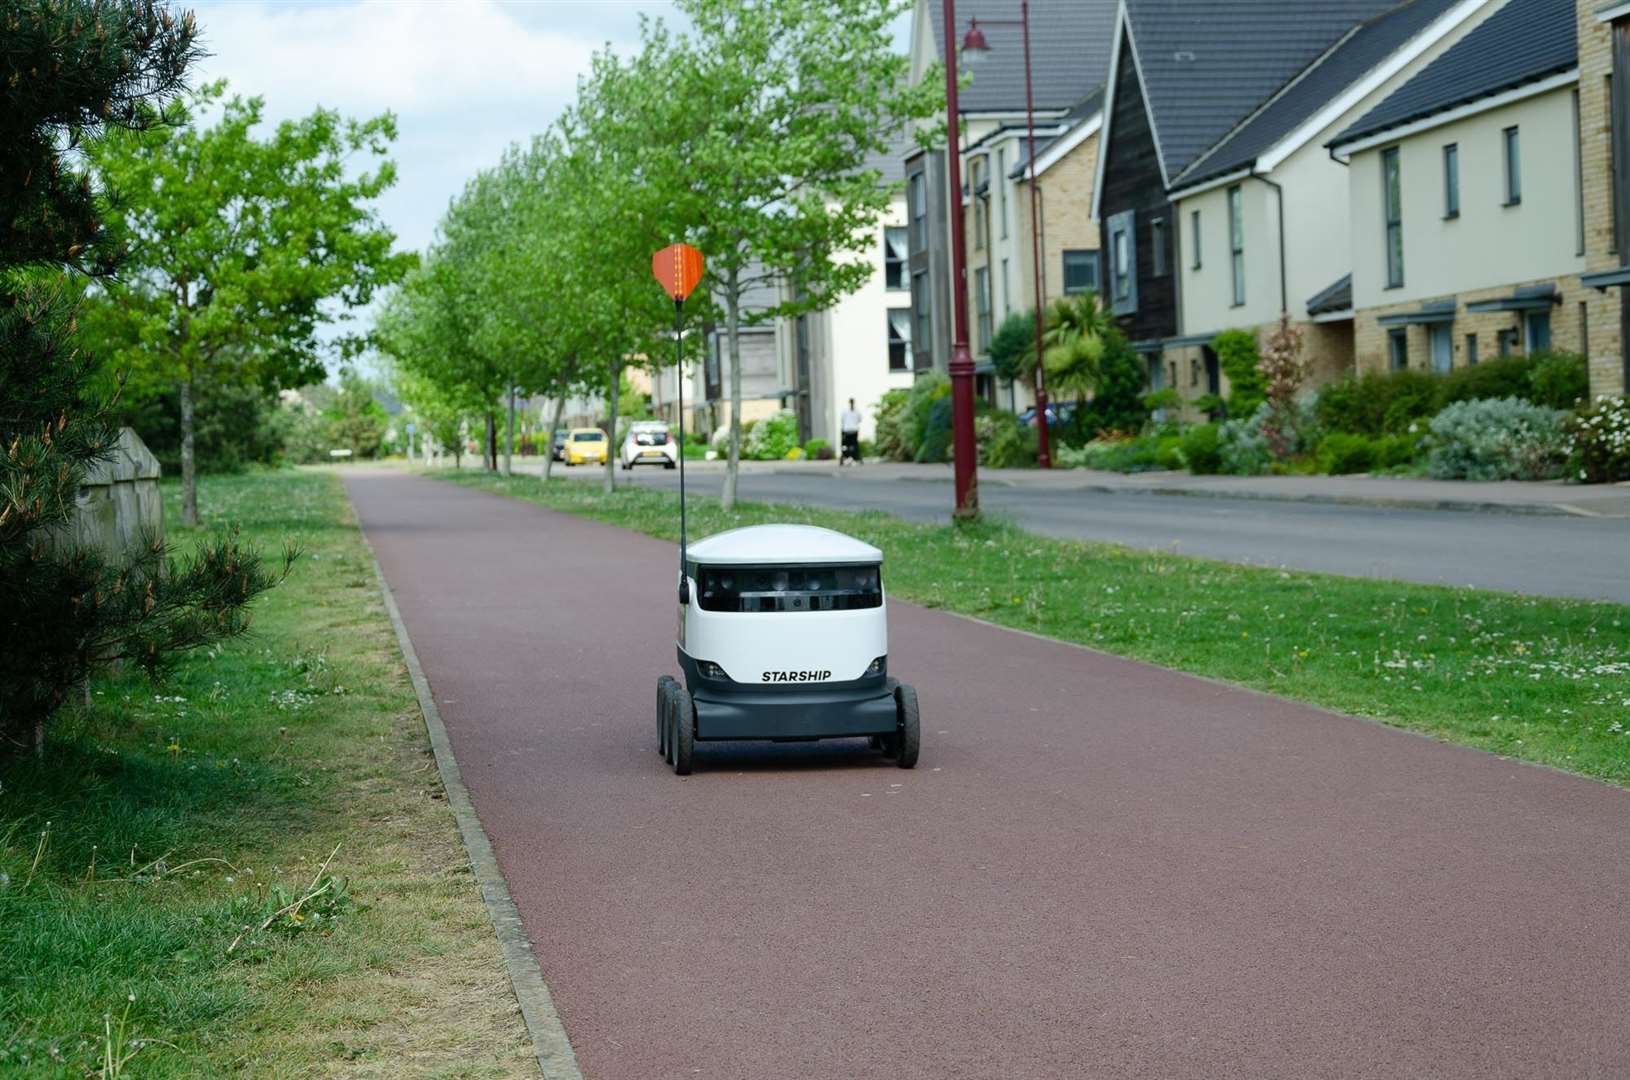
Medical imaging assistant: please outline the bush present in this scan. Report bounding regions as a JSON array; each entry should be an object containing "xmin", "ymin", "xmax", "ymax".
[
  {"xmin": 1179, "ymin": 423, "xmax": 1222, "ymax": 474},
  {"xmin": 976, "ymin": 410, "xmax": 1037, "ymax": 468},
  {"xmin": 1315, "ymin": 370, "xmax": 1441, "ymax": 436},
  {"xmin": 1056, "ymin": 435, "xmax": 1164, "ymax": 472},
  {"xmin": 872, "ymin": 388, "xmax": 913, "ymax": 461},
  {"xmin": 802, "ymin": 438, "xmax": 832, "ymax": 460},
  {"xmin": 1427, "ymin": 397, "xmax": 1569, "ymax": 481},
  {"xmin": 1070, "ymin": 326, "xmax": 1150, "ymax": 442},
  {"xmin": 1155, "ymin": 434, "xmax": 1183, "ymax": 470},
  {"xmin": 1316, "ymin": 432, "xmax": 1377, "ymax": 475},
  {"xmin": 1526, "ymin": 350, "xmax": 1590, "ymax": 410},
  {"xmin": 744, "ymin": 409, "xmax": 800, "ymax": 461},
  {"xmin": 1213, "ymin": 329, "xmax": 1265, "ymax": 417},
  {"xmin": 1374, "ymin": 432, "xmax": 1422, "ymax": 469},
  {"xmin": 1217, "ymin": 406, "xmax": 1272, "ymax": 475},
  {"xmin": 1438, "ymin": 353, "xmax": 1536, "ymax": 406},
  {"xmin": 916, "ymin": 394, "xmax": 954, "ymax": 462},
  {"xmin": 1568, "ymin": 395, "xmax": 1630, "ymax": 483}
]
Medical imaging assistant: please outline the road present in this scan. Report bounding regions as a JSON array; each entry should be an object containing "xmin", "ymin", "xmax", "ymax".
[
  {"xmin": 347, "ymin": 470, "xmax": 1630, "ymax": 1079},
  {"xmin": 559, "ymin": 465, "xmax": 1630, "ymax": 603}
]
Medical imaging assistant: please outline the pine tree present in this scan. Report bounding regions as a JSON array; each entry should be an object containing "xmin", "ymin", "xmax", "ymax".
[{"xmin": 1, "ymin": 0, "xmax": 290, "ymax": 754}]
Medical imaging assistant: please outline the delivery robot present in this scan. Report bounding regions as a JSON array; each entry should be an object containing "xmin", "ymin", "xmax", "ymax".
[{"xmin": 656, "ymin": 523, "xmax": 921, "ymax": 775}]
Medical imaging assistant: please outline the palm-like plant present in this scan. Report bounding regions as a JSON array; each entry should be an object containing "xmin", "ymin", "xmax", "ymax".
[{"xmin": 1041, "ymin": 291, "xmax": 1110, "ymax": 401}]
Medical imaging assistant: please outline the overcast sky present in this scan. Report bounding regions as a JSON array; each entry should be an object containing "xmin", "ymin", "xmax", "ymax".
[{"xmin": 188, "ymin": 1, "xmax": 913, "ymax": 258}]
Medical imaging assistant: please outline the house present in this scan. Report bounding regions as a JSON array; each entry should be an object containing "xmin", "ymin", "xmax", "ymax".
[
  {"xmin": 1164, "ymin": 0, "xmax": 1499, "ymax": 395},
  {"xmin": 1091, "ymin": 0, "xmax": 1425, "ymax": 398},
  {"xmin": 903, "ymin": 0, "xmax": 1115, "ymax": 398},
  {"xmin": 1012, "ymin": 90, "xmax": 1107, "ymax": 312},
  {"xmin": 651, "ymin": 270, "xmax": 789, "ymax": 440},
  {"xmin": 1328, "ymin": 0, "xmax": 1586, "ymax": 376},
  {"xmin": 1578, "ymin": 0, "xmax": 1630, "ymax": 396}
]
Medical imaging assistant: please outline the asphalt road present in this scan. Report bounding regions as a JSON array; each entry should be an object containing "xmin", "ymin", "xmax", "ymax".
[
  {"xmin": 577, "ymin": 467, "xmax": 1630, "ymax": 603},
  {"xmin": 347, "ymin": 470, "xmax": 1630, "ymax": 1079}
]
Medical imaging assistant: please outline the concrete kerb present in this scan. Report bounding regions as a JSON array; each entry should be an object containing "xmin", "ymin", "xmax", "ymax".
[{"xmin": 362, "ymin": 539, "xmax": 584, "ymax": 1080}]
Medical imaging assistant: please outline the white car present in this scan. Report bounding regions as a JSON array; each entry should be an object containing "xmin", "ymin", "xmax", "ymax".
[{"xmin": 620, "ymin": 421, "xmax": 679, "ymax": 470}]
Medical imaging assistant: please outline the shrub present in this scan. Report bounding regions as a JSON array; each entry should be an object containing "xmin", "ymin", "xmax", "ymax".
[
  {"xmin": 1258, "ymin": 315, "xmax": 1310, "ymax": 460},
  {"xmin": 1213, "ymin": 329, "xmax": 1265, "ymax": 417},
  {"xmin": 1315, "ymin": 370, "xmax": 1441, "ymax": 436},
  {"xmin": 976, "ymin": 409, "xmax": 1037, "ymax": 468},
  {"xmin": 1179, "ymin": 423, "xmax": 1222, "ymax": 474},
  {"xmin": 1427, "ymin": 397, "xmax": 1569, "ymax": 481},
  {"xmin": 1374, "ymin": 432, "xmax": 1422, "ymax": 469},
  {"xmin": 1568, "ymin": 395, "xmax": 1630, "ymax": 483},
  {"xmin": 803, "ymin": 438, "xmax": 830, "ymax": 459},
  {"xmin": 1438, "ymin": 354, "xmax": 1535, "ymax": 406},
  {"xmin": 1316, "ymin": 432, "xmax": 1377, "ymax": 475},
  {"xmin": 1217, "ymin": 405, "xmax": 1272, "ymax": 475},
  {"xmin": 1155, "ymin": 434, "xmax": 1183, "ymax": 471},
  {"xmin": 872, "ymin": 388, "xmax": 913, "ymax": 461},
  {"xmin": 1056, "ymin": 434, "xmax": 1164, "ymax": 472},
  {"xmin": 1526, "ymin": 350, "xmax": 1590, "ymax": 410},
  {"xmin": 1070, "ymin": 324, "xmax": 1149, "ymax": 441},
  {"xmin": 744, "ymin": 409, "xmax": 800, "ymax": 461}
]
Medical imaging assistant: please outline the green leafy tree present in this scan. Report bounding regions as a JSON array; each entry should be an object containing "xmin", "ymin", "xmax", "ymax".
[
  {"xmin": 2, "ymin": 0, "xmax": 290, "ymax": 754},
  {"xmin": 325, "ymin": 370, "xmax": 388, "ymax": 459},
  {"xmin": 611, "ymin": 0, "xmax": 942, "ymax": 508},
  {"xmin": 988, "ymin": 310, "xmax": 1037, "ymax": 392},
  {"xmin": 81, "ymin": 82, "xmax": 413, "ymax": 523}
]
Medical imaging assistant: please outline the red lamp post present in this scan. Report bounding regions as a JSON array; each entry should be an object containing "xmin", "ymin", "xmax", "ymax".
[
  {"xmin": 941, "ymin": 0, "xmax": 980, "ymax": 518},
  {"xmin": 961, "ymin": 1, "xmax": 1052, "ymax": 469}
]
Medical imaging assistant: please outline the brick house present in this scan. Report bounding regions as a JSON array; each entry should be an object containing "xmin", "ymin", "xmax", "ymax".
[
  {"xmin": 1578, "ymin": 0, "xmax": 1630, "ymax": 396},
  {"xmin": 1328, "ymin": 0, "xmax": 1588, "ymax": 377}
]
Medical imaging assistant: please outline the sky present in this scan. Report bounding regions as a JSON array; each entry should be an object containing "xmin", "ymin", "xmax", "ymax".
[{"xmin": 189, "ymin": 0, "xmax": 914, "ymax": 257}]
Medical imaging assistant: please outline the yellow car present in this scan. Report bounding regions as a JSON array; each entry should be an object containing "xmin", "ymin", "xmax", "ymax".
[{"xmin": 563, "ymin": 427, "xmax": 609, "ymax": 466}]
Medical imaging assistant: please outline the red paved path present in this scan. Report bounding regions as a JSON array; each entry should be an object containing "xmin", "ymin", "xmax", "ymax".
[{"xmin": 345, "ymin": 471, "xmax": 1630, "ymax": 1080}]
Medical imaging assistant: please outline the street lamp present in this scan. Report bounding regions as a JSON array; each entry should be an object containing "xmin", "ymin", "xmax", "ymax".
[
  {"xmin": 941, "ymin": 0, "xmax": 980, "ymax": 518},
  {"xmin": 959, "ymin": 3, "xmax": 1053, "ymax": 470}
]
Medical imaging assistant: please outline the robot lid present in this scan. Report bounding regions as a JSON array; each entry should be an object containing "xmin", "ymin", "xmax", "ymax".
[{"xmin": 685, "ymin": 524, "xmax": 882, "ymax": 567}]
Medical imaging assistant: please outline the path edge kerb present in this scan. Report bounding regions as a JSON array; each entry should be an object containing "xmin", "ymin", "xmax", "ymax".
[{"xmin": 360, "ymin": 538, "xmax": 585, "ymax": 1080}]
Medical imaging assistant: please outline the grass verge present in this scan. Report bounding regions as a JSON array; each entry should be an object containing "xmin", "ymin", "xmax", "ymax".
[
  {"xmin": 438, "ymin": 469, "xmax": 1630, "ymax": 787},
  {"xmin": 1, "ymin": 469, "xmax": 533, "ymax": 1077}
]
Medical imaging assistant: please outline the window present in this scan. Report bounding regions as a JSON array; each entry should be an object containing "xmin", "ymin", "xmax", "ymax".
[
  {"xmin": 911, "ymin": 270, "xmax": 930, "ymax": 367},
  {"xmin": 1190, "ymin": 210, "xmax": 1202, "ymax": 269},
  {"xmin": 996, "ymin": 147, "xmax": 1008, "ymax": 239},
  {"xmin": 1152, "ymin": 217, "xmax": 1168, "ymax": 277},
  {"xmin": 1388, "ymin": 328, "xmax": 1409, "ymax": 371},
  {"xmin": 1442, "ymin": 143, "xmax": 1459, "ymax": 218},
  {"xmin": 1524, "ymin": 310, "xmax": 1551, "ymax": 352},
  {"xmin": 883, "ymin": 227, "xmax": 907, "ymax": 290},
  {"xmin": 1106, "ymin": 211, "xmax": 1137, "ymax": 314},
  {"xmin": 975, "ymin": 266, "xmax": 992, "ymax": 352},
  {"xmin": 1382, "ymin": 148, "xmax": 1403, "ymax": 288},
  {"xmin": 1062, "ymin": 249, "xmax": 1099, "ymax": 295},
  {"xmin": 887, "ymin": 309, "xmax": 911, "ymax": 371},
  {"xmin": 1228, "ymin": 185, "xmax": 1245, "ymax": 306},
  {"xmin": 1502, "ymin": 126, "xmax": 1521, "ymax": 205},
  {"xmin": 908, "ymin": 171, "xmax": 926, "ymax": 248},
  {"xmin": 971, "ymin": 158, "xmax": 985, "ymax": 251},
  {"xmin": 1001, "ymin": 258, "xmax": 1011, "ymax": 316},
  {"xmin": 1497, "ymin": 327, "xmax": 1519, "ymax": 356},
  {"xmin": 1465, "ymin": 333, "xmax": 1479, "ymax": 365},
  {"xmin": 1429, "ymin": 323, "xmax": 1452, "ymax": 373}
]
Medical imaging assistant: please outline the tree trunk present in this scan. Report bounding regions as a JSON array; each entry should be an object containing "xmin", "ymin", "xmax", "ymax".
[
  {"xmin": 722, "ymin": 270, "xmax": 742, "ymax": 511},
  {"xmin": 542, "ymin": 396, "xmax": 565, "ymax": 483},
  {"xmin": 503, "ymin": 384, "xmax": 516, "ymax": 477},
  {"xmin": 485, "ymin": 411, "xmax": 496, "ymax": 471},
  {"xmin": 603, "ymin": 360, "xmax": 619, "ymax": 495},
  {"xmin": 179, "ymin": 374, "xmax": 199, "ymax": 526}
]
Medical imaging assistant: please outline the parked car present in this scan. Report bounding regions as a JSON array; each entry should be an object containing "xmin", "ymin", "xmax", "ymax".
[
  {"xmin": 550, "ymin": 428, "xmax": 568, "ymax": 461},
  {"xmin": 620, "ymin": 420, "xmax": 679, "ymax": 470},
  {"xmin": 563, "ymin": 427, "xmax": 609, "ymax": 466},
  {"xmin": 1017, "ymin": 402, "xmax": 1078, "ymax": 428}
]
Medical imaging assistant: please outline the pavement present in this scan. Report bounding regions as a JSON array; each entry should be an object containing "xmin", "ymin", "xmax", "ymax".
[
  {"xmin": 517, "ymin": 461, "xmax": 1630, "ymax": 604},
  {"xmin": 346, "ymin": 469, "xmax": 1630, "ymax": 1080}
]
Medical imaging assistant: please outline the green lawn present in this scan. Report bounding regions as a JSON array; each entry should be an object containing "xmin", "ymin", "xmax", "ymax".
[
  {"xmin": 438, "ymin": 469, "xmax": 1630, "ymax": 787},
  {"xmin": 0, "ymin": 470, "xmax": 532, "ymax": 1077}
]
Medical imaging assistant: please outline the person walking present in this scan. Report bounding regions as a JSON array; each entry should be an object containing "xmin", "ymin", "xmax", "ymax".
[{"xmin": 839, "ymin": 398, "xmax": 864, "ymax": 466}]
